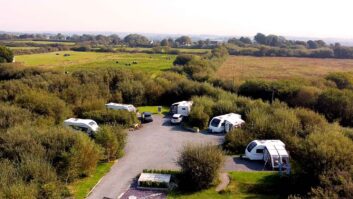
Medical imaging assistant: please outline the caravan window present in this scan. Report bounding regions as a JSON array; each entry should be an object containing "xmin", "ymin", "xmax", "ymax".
[
  {"xmin": 247, "ymin": 142, "xmax": 257, "ymax": 152},
  {"xmin": 256, "ymin": 149, "xmax": 264, "ymax": 154},
  {"xmin": 181, "ymin": 108, "xmax": 186, "ymax": 111},
  {"xmin": 210, "ymin": 118, "xmax": 221, "ymax": 127},
  {"xmin": 89, "ymin": 121, "xmax": 96, "ymax": 126},
  {"xmin": 221, "ymin": 122, "xmax": 226, "ymax": 127}
]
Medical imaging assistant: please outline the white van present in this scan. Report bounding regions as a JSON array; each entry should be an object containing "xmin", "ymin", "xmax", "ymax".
[
  {"xmin": 64, "ymin": 118, "xmax": 99, "ymax": 135},
  {"xmin": 245, "ymin": 140, "xmax": 290, "ymax": 169},
  {"xmin": 105, "ymin": 102, "xmax": 136, "ymax": 112},
  {"xmin": 208, "ymin": 113, "xmax": 244, "ymax": 133},
  {"xmin": 170, "ymin": 101, "xmax": 193, "ymax": 117}
]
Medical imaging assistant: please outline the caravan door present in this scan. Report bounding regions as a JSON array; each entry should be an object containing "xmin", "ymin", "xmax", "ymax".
[{"xmin": 225, "ymin": 122, "xmax": 233, "ymax": 133}]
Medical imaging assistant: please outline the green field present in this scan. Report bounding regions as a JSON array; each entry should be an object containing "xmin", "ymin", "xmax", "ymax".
[
  {"xmin": 137, "ymin": 106, "xmax": 170, "ymax": 114},
  {"xmin": 8, "ymin": 46, "xmax": 40, "ymax": 50},
  {"xmin": 68, "ymin": 162, "xmax": 113, "ymax": 199},
  {"xmin": 2, "ymin": 40, "xmax": 76, "ymax": 45},
  {"xmin": 15, "ymin": 51, "xmax": 176, "ymax": 73},
  {"xmin": 168, "ymin": 172, "xmax": 281, "ymax": 199},
  {"xmin": 116, "ymin": 47, "xmax": 211, "ymax": 54}
]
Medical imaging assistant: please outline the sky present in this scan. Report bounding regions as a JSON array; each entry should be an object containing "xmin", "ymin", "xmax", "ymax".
[{"xmin": 1, "ymin": 0, "xmax": 353, "ymax": 39}]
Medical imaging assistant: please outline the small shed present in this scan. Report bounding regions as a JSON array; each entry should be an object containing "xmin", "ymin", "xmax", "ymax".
[{"xmin": 137, "ymin": 173, "xmax": 171, "ymax": 190}]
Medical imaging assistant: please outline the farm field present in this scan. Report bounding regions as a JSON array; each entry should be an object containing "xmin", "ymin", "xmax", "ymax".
[
  {"xmin": 1, "ymin": 40, "xmax": 76, "ymax": 45},
  {"xmin": 116, "ymin": 47, "xmax": 211, "ymax": 54},
  {"xmin": 15, "ymin": 51, "xmax": 176, "ymax": 73},
  {"xmin": 7, "ymin": 46, "xmax": 40, "ymax": 50},
  {"xmin": 168, "ymin": 171, "xmax": 281, "ymax": 199},
  {"xmin": 217, "ymin": 56, "xmax": 353, "ymax": 82}
]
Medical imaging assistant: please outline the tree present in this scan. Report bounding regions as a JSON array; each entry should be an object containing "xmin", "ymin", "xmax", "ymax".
[
  {"xmin": 254, "ymin": 33, "xmax": 267, "ymax": 44},
  {"xmin": 0, "ymin": 46, "xmax": 14, "ymax": 63},
  {"xmin": 239, "ymin": 36, "xmax": 252, "ymax": 44},
  {"xmin": 175, "ymin": 36, "xmax": 192, "ymax": 46},
  {"xmin": 307, "ymin": 40, "xmax": 319, "ymax": 49},
  {"xmin": 161, "ymin": 38, "xmax": 173, "ymax": 47},
  {"xmin": 123, "ymin": 34, "xmax": 150, "ymax": 47}
]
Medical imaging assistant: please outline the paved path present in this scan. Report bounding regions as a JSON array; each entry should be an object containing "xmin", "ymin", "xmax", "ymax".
[{"xmin": 88, "ymin": 115, "xmax": 224, "ymax": 199}]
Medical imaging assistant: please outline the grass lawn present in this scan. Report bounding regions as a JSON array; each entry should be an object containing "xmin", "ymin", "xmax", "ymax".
[
  {"xmin": 68, "ymin": 162, "xmax": 114, "ymax": 199},
  {"xmin": 168, "ymin": 171, "xmax": 282, "ymax": 199},
  {"xmin": 15, "ymin": 51, "xmax": 175, "ymax": 74},
  {"xmin": 137, "ymin": 106, "xmax": 169, "ymax": 114},
  {"xmin": 217, "ymin": 55, "xmax": 353, "ymax": 82}
]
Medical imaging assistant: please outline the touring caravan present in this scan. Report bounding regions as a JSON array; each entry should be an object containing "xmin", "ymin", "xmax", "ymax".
[
  {"xmin": 245, "ymin": 140, "xmax": 290, "ymax": 169},
  {"xmin": 170, "ymin": 101, "xmax": 193, "ymax": 117},
  {"xmin": 105, "ymin": 102, "xmax": 136, "ymax": 112},
  {"xmin": 64, "ymin": 118, "xmax": 99, "ymax": 135},
  {"xmin": 208, "ymin": 113, "xmax": 245, "ymax": 133}
]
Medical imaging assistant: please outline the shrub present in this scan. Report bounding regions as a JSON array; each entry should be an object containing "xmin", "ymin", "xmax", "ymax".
[
  {"xmin": 173, "ymin": 54, "xmax": 194, "ymax": 66},
  {"xmin": 224, "ymin": 128, "xmax": 253, "ymax": 154},
  {"xmin": 187, "ymin": 106, "xmax": 210, "ymax": 129},
  {"xmin": 326, "ymin": 72, "xmax": 353, "ymax": 89},
  {"xmin": 0, "ymin": 103, "xmax": 32, "ymax": 130},
  {"xmin": 0, "ymin": 46, "xmax": 14, "ymax": 63},
  {"xmin": 94, "ymin": 125, "xmax": 127, "ymax": 161},
  {"xmin": 15, "ymin": 90, "xmax": 71, "ymax": 124},
  {"xmin": 139, "ymin": 181, "xmax": 169, "ymax": 188},
  {"xmin": 317, "ymin": 89, "xmax": 353, "ymax": 126},
  {"xmin": 290, "ymin": 86, "xmax": 320, "ymax": 108},
  {"xmin": 83, "ymin": 109, "xmax": 139, "ymax": 127},
  {"xmin": 177, "ymin": 143, "xmax": 224, "ymax": 191},
  {"xmin": 299, "ymin": 131, "xmax": 353, "ymax": 178}
]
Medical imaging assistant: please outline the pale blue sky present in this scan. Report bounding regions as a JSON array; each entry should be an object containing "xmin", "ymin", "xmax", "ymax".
[{"xmin": 1, "ymin": 0, "xmax": 353, "ymax": 38}]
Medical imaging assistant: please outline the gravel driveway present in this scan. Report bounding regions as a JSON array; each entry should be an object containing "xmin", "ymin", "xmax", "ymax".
[{"xmin": 87, "ymin": 115, "xmax": 224, "ymax": 199}]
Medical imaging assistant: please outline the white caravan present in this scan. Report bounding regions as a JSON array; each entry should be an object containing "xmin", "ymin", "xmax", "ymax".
[
  {"xmin": 64, "ymin": 118, "xmax": 99, "ymax": 135},
  {"xmin": 208, "ymin": 113, "xmax": 245, "ymax": 133},
  {"xmin": 105, "ymin": 102, "xmax": 136, "ymax": 112},
  {"xmin": 245, "ymin": 140, "xmax": 290, "ymax": 169},
  {"xmin": 170, "ymin": 101, "xmax": 193, "ymax": 117}
]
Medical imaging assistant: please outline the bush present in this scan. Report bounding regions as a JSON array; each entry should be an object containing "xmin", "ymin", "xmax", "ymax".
[
  {"xmin": 326, "ymin": 73, "xmax": 353, "ymax": 89},
  {"xmin": 177, "ymin": 144, "xmax": 224, "ymax": 191},
  {"xmin": 0, "ymin": 46, "xmax": 14, "ymax": 63},
  {"xmin": 15, "ymin": 90, "xmax": 71, "ymax": 124},
  {"xmin": 224, "ymin": 128, "xmax": 253, "ymax": 154},
  {"xmin": 139, "ymin": 181, "xmax": 169, "ymax": 188},
  {"xmin": 0, "ymin": 103, "xmax": 32, "ymax": 130},
  {"xmin": 173, "ymin": 54, "xmax": 194, "ymax": 66},
  {"xmin": 94, "ymin": 125, "xmax": 127, "ymax": 161},
  {"xmin": 187, "ymin": 106, "xmax": 210, "ymax": 129},
  {"xmin": 317, "ymin": 89, "xmax": 353, "ymax": 126},
  {"xmin": 83, "ymin": 109, "xmax": 139, "ymax": 127}
]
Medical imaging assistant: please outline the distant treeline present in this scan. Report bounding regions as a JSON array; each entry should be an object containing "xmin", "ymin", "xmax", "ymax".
[{"xmin": 1, "ymin": 32, "xmax": 353, "ymax": 58}]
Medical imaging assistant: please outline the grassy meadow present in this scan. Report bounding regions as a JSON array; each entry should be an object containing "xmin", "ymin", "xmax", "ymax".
[
  {"xmin": 15, "ymin": 51, "xmax": 176, "ymax": 73},
  {"xmin": 1, "ymin": 40, "xmax": 76, "ymax": 45},
  {"xmin": 168, "ymin": 171, "xmax": 281, "ymax": 199},
  {"xmin": 217, "ymin": 56, "xmax": 353, "ymax": 82}
]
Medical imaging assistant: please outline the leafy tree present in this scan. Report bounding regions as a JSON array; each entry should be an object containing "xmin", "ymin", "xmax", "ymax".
[
  {"xmin": 239, "ymin": 36, "xmax": 252, "ymax": 44},
  {"xmin": 175, "ymin": 36, "xmax": 192, "ymax": 46},
  {"xmin": 0, "ymin": 46, "xmax": 14, "ymax": 63},
  {"xmin": 123, "ymin": 34, "xmax": 150, "ymax": 47},
  {"xmin": 307, "ymin": 40, "xmax": 319, "ymax": 49},
  {"xmin": 254, "ymin": 33, "xmax": 267, "ymax": 44}
]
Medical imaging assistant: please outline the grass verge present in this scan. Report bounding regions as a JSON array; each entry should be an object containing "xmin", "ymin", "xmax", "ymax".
[
  {"xmin": 68, "ymin": 161, "xmax": 114, "ymax": 199},
  {"xmin": 168, "ymin": 171, "xmax": 281, "ymax": 199}
]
